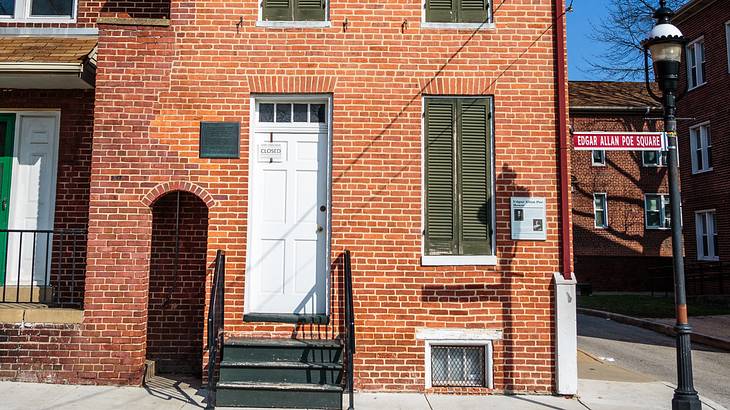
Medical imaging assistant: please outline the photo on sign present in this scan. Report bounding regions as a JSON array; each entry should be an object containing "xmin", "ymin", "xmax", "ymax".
[
  {"xmin": 533, "ymin": 219, "xmax": 543, "ymax": 232},
  {"xmin": 514, "ymin": 209, "xmax": 524, "ymax": 221}
]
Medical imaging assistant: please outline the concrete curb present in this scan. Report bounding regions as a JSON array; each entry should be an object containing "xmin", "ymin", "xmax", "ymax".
[{"xmin": 578, "ymin": 308, "xmax": 730, "ymax": 352}]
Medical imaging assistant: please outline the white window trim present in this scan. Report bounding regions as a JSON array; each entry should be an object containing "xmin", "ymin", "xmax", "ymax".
[
  {"xmin": 0, "ymin": 0, "xmax": 77, "ymax": 23},
  {"xmin": 416, "ymin": 328, "xmax": 501, "ymax": 389},
  {"xmin": 689, "ymin": 121, "xmax": 712, "ymax": 174},
  {"xmin": 593, "ymin": 193, "xmax": 608, "ymax": 229},
  {"xmin": 726, "ymin": 21, "xmax": 730, "ymax": 74},
  {"xmin": 686, "ymin": 37, "xmax": 706, "ymax": 91},
  {"xmin": 591, "ymin": 150, "xmax": 606, "ymax": 167},
  {"xmin": 420, "ymin": 0, "xmax": 495, "ymax": 30},
  {"xmin": 695, "ymin": 209, "xmax": 719, "ymax": 261},
  {"xmin": 645, "ymin": 193, "xmax": 671, "ymax": 230},
  {"xmin": 642, "ymin": 150, "xmax": 667, "ymax": 167},
  {"xmin": 257, "ymin": 0, "xmax": 330, "ymax": 26},
  {"xmin": 420, "ymin": 96, "xmax": 496, "ymax": 265}
]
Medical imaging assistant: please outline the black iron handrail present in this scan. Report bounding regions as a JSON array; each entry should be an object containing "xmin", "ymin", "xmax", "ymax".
[
  {"xmin": 343, "ymin": 250, "xmax": 356, "ymax": 410},
  {"xmin": 0, "ymin": 228, "xmax": 86, "ymax": 308},
  {"xmin": 650, "ymin": 261, "xmax": 729, "ymax": 296},
  {"xmin": 206, "ymin": 250, "xmax": 225, "ymax": 409}
]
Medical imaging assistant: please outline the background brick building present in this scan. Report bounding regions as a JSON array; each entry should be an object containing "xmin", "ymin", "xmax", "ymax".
[
  {"xmin": 674, "ymin": 0, "xmax": 729, "ymax": 295},
  {"xmin": 570, "ymin": 81, "xmax": 671, "ymax": 291},
  {"xmin": 0, "ymin": 0, "xmax": 576, "ymax": 405}
]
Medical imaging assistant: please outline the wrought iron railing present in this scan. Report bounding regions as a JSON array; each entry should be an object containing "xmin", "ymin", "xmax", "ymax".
[
  {"xmin": 343, "ymin": 250, "xmax": 356, "ymax": 410},
  {"xmin": 650, "ymin": 261, "xmax": 730, "ymax": 296},
  {"xmin": 0, "ymin": 228, "xmax": 86, "ymax": 308},
  {"xmin": 206, "ymin": 250, "xmax": 225, "ymax": 410}
]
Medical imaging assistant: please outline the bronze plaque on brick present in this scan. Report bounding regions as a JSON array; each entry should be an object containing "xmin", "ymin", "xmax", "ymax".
[{"xmin": 200, "ymin": 122, "xmax": 240, "ymax": 158}]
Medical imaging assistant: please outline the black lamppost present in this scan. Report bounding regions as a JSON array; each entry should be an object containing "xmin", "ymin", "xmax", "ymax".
[{"xmin": 642, "ymin": 2, "xmax": 701, "ymax": 410}]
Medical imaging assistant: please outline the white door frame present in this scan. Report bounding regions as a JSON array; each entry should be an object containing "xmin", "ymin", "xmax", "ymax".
[
  {"xmin": 244, "ymin": 95, "xmax": 333, "ymax": 317},
  {"xmin": 1, "ymin": 110, "xmax": 61, "ymax": 285}
]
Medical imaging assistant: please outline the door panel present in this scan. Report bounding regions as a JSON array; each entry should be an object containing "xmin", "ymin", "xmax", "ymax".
[
  {"xmin": 0, "ymin": 114, "xmax": 14, "ymax": 284},
  {"xmin": 248, "ymin": 128, "xmax": 328, "ymax": 315},
  {"xmin": 6, "ymin": 115, "xmax": 59, "ymax": 286}
]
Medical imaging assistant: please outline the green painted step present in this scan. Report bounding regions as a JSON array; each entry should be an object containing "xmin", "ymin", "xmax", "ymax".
[
  {"xmin": 215, "ymin": 381, "xmax": 343, "ymax": 409},
  {"xmin": 220, "ymin": 360, "xmax": 343, "ymax": 385},
  {"xmin": 223, "ymin": 338, "xmax": 343, "ymax": 364}
]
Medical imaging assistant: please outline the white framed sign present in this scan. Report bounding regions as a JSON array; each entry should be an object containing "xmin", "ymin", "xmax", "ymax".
[
  {"xmin": 257, "ymin": 142, "xmax": 285, "ymax": 163},
  {"xmin": 510, "ymin": 197, "xmax": 547, "ymax": 240}
]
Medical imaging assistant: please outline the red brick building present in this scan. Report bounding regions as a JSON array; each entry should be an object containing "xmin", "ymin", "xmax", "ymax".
[
  {"xmin": 674, "ymin": 0, "xmax": 729, "ymax": 295},
  {"xmin": 569, "ymin": 81, "xmax": 672, "ymax": 291},
  {"xmin": 0, "ymin": 0, "xmax": 577, "ymax": 406}
]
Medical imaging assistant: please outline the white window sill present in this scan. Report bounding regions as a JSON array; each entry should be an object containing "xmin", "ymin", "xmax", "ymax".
[
  {"xmin": 697, "ymin": 256, "xmax": 719, "ymax": 262},
  {"xmin": 591, "ymin": 163, "xmax": 606, "ymax": 167},
  {"xmin": 688, "ymin": 82, "xmax": 707, "ymax": 92},
  {"xmin": 646, "ymin": 226, "xmax": 670, "ymax": 230},
  {"xmin": 692, "ymin": 167, "xmax": 713, "ymax": 175},
  {"xmin": 257, "ymin": 21, "xmax": 331, "ymax": 28},
  {"xmin": 420, "ymin": 22, "xmax": 495, "ymax": 30},
  {"xmin": 421, "ymin": 255, "xmax": 497, "ymax": 266},
  {"xmin": 0, "ymin": 17, "xmax": 76, "ymax": 24}
]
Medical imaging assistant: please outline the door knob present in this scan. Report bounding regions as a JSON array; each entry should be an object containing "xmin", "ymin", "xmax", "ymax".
[
  {"xmin": 316, "ymin": 224, "xmax": 324, "ymax": 233},
  {"xmin": 1, "ymin": 199, "xmax": 6, "ymax": 211}
]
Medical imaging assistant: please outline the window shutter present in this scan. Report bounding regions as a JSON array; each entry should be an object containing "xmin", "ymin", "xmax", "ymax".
[
  {"xmin": 263, "ymin": 0, "xmax": 292, "ymax": 21},
  {"xmin": 458, "ymin": 0, "xmax": 488, "ymax": 23},
  {"xmin": 458, "ymin": 99, "xmax": 491, "ymax": 255},
  {"xmin": 295, "ymin": 0, "xmax": 325, "ymax": 21},
  {"xmin": 426, "ymin": 0, "xmax": 455, "ymax": 23},
  {"xmin": 425, "ymin": 99, "xmax": 457, "ymax": 255}
]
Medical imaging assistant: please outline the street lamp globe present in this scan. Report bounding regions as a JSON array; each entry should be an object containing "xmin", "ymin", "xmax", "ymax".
[{"xmin": 643, "ymin": 2, "xmax": 685, "ymax": 94}]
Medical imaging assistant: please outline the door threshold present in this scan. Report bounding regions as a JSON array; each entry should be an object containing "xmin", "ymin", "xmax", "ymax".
[{"xmin": 243, "ymin": 313, "xmax": 329, "ymax": 325}]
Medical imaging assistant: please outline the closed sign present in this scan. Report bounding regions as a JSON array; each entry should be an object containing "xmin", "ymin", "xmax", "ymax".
[{"xmin": 258, "ymin": 143, "xmax": 285, "ymax": 163}]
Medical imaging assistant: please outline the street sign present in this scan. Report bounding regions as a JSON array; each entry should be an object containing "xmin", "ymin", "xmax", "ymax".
[{"xmin": 573, "ymin": 132, "xmax": 665, "ymax": 151}]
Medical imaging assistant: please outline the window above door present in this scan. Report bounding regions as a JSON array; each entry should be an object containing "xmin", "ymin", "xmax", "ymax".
[{"xmin": 0, "ymin": 0, "xmax": 76, "ymax": 22}]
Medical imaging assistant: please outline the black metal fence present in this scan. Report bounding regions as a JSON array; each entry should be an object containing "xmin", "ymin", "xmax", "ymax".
[
  {"xmin": 0, "ymin": 228, "xmax": 87, "ymax": 308},
  {"xmin": 650, "ymin": 261, "xmax": 730, "ymax": 296}
]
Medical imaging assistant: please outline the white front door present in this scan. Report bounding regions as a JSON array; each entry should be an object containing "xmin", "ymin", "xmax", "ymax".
[
  {"xmin": 247, "ymin": 101, "xmax": 329, "ymax": 315},
  {"xmin": 7, "ymin": 114, "xmax": 59, "ymax": 285}
]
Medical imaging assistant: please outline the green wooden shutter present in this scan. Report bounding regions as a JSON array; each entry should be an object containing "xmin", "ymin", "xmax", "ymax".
[
  {"xmin": 457, "ymin": 0, "xmax": 488, "ymax": 23},
  {"xmin": 426, "ymin": 0, "xmax": 455, "ymax": 23},
  {"xmin": 425, "ymin": 99, "xmax": 457, "ymax": 255},
  {"xmin": 295, "ymin": 0, "xmax": 325, "ymax": 21},
  {"xmin": 263, "ymin": 0, "xmax": 292, "ymax": 21},
  {"xmin": 457, "ymin": 99, "xmax": 491, "ymax": 255}
]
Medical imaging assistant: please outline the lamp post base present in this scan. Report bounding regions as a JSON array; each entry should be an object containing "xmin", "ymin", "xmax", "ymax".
[{"xmin": 671, "ymin": 393, "xmax": 702, "ymax": 410}]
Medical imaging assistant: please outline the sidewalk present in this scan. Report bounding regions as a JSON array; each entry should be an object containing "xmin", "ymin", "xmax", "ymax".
[{"xmin": 0, "ymin": 360, "xmax": 725, "ymax": 410}]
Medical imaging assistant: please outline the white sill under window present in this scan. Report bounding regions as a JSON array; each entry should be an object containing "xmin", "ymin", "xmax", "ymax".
[
  {"xmin": 698, "ymin": 256, "xmax": 720, "ymax": 262},
  {"xmin": 420, "ymin": 22, "xmax": 495, "ymax": 30},
  {"xmin": 688, "ymin": 81, "xmax": 707, "ymax": 92},
  {"xmin": 421, "ymin": 255, "xmax": 497, "ymax": 266},
  {"xmin": 257, "ymin": 20, "xmax": 331, "ymax": 28},
  {"xmin": 692, "ymin": 167, "xmax": 713, "ymax": 175}
]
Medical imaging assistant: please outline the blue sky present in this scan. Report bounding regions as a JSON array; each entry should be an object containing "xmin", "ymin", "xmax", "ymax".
[{"xmin": 567, "ymin": 0, "xmax": 613, "ymax": 81}]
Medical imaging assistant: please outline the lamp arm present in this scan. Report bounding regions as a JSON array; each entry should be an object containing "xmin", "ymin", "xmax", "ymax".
[{"xmin": 644, "ymin": 48, "xmax": 663, "ymax": 103}]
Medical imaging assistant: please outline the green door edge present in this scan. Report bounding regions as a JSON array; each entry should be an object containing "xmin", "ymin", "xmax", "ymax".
[{"xmin": 0, "ymin": 114, "xmax": 15, "ymax": 285}]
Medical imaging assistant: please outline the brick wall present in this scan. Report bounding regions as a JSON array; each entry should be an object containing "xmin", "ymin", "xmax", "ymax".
[
  {"xmin": 147, "ymin": 191, "xmax": 208, "ymax": 376},
  {"xmin": 0, "ymin": 0, "xmax": 169, "ymax": 29},
  {"xmin": 2, "ymin": 0, "xmax": 569, "ymax": 392},
  {"xmin": 570, "ymin": 112, "xmax": 672, "ymax": 289},
  {"xmin": 675, "ymin": 2, "xmax": 730, "ymax": 265}
]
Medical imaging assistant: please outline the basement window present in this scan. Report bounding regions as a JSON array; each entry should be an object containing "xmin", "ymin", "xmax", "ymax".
[{"xmin": 431, "ymin": 345, "xmax": 486, "ymax": 387}]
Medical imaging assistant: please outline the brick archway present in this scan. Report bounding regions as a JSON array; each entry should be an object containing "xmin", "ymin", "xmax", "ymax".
[
  {"xmin": 142, "ymin": 181, "xmax": 216, "ymax": 209},
  {"xmin": 146, "ymin": 190, "xmax": 209, "ymax": 377}
]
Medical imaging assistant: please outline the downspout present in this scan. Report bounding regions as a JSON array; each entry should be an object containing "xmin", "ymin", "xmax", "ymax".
[
  {"xmin": 553, "ymin": 0, "xmax": 578, "ymax": 396},
  {"xmin": 554, "ymin": 0, "xmax": 572, "ymax": 281}
]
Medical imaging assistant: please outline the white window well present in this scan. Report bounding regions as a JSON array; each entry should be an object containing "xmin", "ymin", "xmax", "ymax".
[
  {"xmin": 645, "ymin": 193, "xmax": 671, "ymax": 230},
  {"xmin": 0, "ymin": 0, "xmax": 76, "ymax": 22},
  {"xmin": 417, "ymin": 328, "xmax": 501, "ymax": 389}
]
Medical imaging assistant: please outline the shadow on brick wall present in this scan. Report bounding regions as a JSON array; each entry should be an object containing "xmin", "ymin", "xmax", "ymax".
[{"xmin": 101, "ymin": 0, "xmax": 171, "ymax": 19}]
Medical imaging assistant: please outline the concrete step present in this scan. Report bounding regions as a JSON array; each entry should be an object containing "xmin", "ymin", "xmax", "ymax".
[{"xmin": 223, "ymin": 338, "xmax": 343, "ymax": 364}]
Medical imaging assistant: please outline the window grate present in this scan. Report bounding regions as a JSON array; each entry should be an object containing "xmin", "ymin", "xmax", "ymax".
[{"xmin": 431, "ymin": 345, "xmax": 485, "ymax": 387}]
